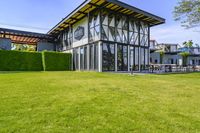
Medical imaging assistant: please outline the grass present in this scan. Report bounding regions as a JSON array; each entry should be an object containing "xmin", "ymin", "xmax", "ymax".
[{"xmin": 0, "ymin": 72, "xmax": 200, "ymax": 133}]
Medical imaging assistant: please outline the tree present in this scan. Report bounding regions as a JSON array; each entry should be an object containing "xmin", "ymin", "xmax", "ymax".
[
  {"xmin": 159, "ymin": 51, "xmax": 164, "ymax": 64},
  {"xmin": 183, "ymin": 40, "xmax": 193, "ymax": 48},
  {"xmin": 180, "ymin": 52, "xmax": 190, "ymax": 66},
  {"xmin": 12, "ymin": 43, "xmax": 36, "ymax": 51},
  {"xmin": 179, "ymin": 40, "xmax": 193, "ymax": 66},
  {"xmin": 156, "ymin": 50, "xmax": 165, "ymax": 64},
  {"xmin": 174, "ymin": 0, "xmax": 200, "ymax": 29}
]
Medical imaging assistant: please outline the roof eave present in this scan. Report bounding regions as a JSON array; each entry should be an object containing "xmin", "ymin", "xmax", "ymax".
[
  {"xmin": 47, "ymin": 0, "xmax": 91, "ymax": 34},
  {"xmin": 107, "ymin": 0, "xmax": 165, "ymax": 23}
]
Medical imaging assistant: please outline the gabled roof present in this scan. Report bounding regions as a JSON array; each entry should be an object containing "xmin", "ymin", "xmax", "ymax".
[
  {"xmin": 48, "ymin": 0, "xmax": 165, "ymax": 35},
  {"xmin": 0, "ymin": 28, "xmax": 52, "ymax": 45}
]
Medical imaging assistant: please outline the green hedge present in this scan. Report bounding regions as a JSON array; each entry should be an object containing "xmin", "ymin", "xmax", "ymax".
[
  {"xmin": 42, "ymin": 51, "xmax": 72, "ymax": 71},
  {"xmin": 0, "ymin": 50, "xmax": 72, "ymax": 71},
  {"xmin": 0, "ymin": 50, "xmax": 43, "ymax": 71}
]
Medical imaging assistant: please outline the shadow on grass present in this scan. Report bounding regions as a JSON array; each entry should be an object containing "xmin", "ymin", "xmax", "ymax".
[
  {"xmin": 0, "ymin": 71, "xmax": 43, "ymax": 74},
  {"xmin": 155, "ymin": 72, "xmax": 200, "ymax": 76}
]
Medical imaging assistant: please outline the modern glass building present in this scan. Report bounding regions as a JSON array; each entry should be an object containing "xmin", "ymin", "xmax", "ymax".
[{"xmin": 48, "ymin": 0, "xmax": 165, "ymax": 72}]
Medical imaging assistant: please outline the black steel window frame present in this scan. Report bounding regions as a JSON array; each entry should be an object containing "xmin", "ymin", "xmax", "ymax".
[
  {"xmin": 102, "ymin": 42, "xmax": 115, "ymax": 71},
  {"xmin": 117, "ymin": 43, "xmax": 128, "ymax": 71}
]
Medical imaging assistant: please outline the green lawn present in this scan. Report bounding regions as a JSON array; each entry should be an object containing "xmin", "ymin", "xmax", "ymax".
[{"xmin": 0, "ymin": 72, "xmax": 200, "ymax": 133}]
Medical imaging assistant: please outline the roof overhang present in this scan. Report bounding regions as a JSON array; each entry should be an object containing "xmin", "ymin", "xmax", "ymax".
[
  {"xmin": 48, "ymin": 0, "xmax": 165, "ymax": 36},
  {"xmin": 0, "ymin": 28, "xmax": 52, "ymax": 45}
]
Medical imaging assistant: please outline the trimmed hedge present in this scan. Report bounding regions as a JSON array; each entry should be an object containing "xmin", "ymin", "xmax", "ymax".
[
  {"xmin": 42, "ymin": 51, "xmax": 72, "ymax": 71},
  {"xmin": 0, "ymin": 50, "xmax": 43, "ymax": 71},
  {"xmin": 0, "ymin": 50, "xmax": 72, "ymax": 71}
]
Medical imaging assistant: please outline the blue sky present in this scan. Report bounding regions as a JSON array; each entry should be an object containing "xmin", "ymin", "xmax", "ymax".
[{"xmin": 0, "ymin": 0, "xmax": 200, "ymax": 45}]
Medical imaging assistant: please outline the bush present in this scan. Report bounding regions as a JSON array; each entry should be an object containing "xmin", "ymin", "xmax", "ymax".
[
  {"xmin": 0, "ymin": 50, "xmax": 43, "ymax": 71},
  {"xmin": 42, "ymin": 51, "xmax": 72, "ymax": 71}
]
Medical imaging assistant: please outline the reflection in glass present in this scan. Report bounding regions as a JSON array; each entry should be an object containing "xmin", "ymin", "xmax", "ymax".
[
  {"xmin": 102, "ymin": 43, "xmax": 115, "ymax": 71},
  {"xmin": 118, "ymin": 44, "xmax": 128, "ymax": 71}
]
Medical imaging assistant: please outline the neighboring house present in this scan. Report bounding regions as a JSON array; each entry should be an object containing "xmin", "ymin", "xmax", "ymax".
[
  {"xmin": 150, "ymin": 40, "xmax": 180, "ymax": 64},
  {"xmin": 0, "ymin": 0, "xmax": 165, "ymax": 72},
  {"xmin": 150, "ymin": 40, "xmax": 200, "ymax": 66},
  {"xmin": 178, "ymin": 47, "xmax": 200, "ymax": 66}
]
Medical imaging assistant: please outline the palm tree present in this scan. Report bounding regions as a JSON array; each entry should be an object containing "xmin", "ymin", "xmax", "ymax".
[
  {"xmin": 180, "ymin": 52, "xmax": 189, "ymax": 67},
  {"xmin": 179, "ymin": 40, "xmax": 193, "ymax": 66},
  {"xmin": 156, "ymin": 50, "xmax": 165, "ymax": 64}
]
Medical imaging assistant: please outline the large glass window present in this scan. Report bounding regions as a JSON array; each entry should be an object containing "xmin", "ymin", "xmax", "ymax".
[
  {"xmin": 135, "ymin": 47, "xmax": 139, "ymax": 70},
  {"xmin": 89, "ymin": 10, "xmax": 100, "ymax": 42},
  {"xmin": 145, "ymin": 49, "xmax": 149, "ymax": 67},
  {"xmin": 116, "ymin": 15, "xmax": 128, "ymax": 44},
  {"xmin": 130, "ymin": 46, "xmax": 134, "ymax": 69},
  {"xmin": 94, "ymin": 44, "xmax": 99, "ymax": 71},
  {"xmin": 84, "ymin": 46, "xmax": 88, "ymax": 70},
  {"xmin": 89, "ymin": 43, "xmax": 99, "ymax": 71},
  {"xmin": 89, "ymin": 45, "xmax": 94, "ymax": 70},
  {"xmin": 101, "ymin": 9, "xmax": 129, "ymax": 44},
  {"xmin": 140, "ymin": 22, "xmax": 149, "ymax": 46},
  {"xmin": 80, "ymin": 47, "xmax": 84, "ymax": 70},
  {"xmin": 118, "ymin": 44, "xmax": 128, "ymax": 71},
  {"xmin": 102, "ymin": 43, "xmax": 115, "ymax": 71},
  {"xmin": 73, "ymin": 48, "xmax": 79, "ymax": 70},
  {"xmin": 59, "ymin": 27, "xmax": 73, "ymax": 51},
  {"xmin": 140, "ymin": 48, "xmax": 145, "ymax": 70},
  {"xmin": 101, "ymin": 10, "xmax": 109, "ymax": 41},
  {"xmin": 129, "ymin": 20, "xmax": 139, "ymax": 45}
]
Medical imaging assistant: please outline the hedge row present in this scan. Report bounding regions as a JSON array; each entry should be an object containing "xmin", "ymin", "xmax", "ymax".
[
  {"xmin": 42, "ymin": 51, "xmax": 72, "ymax": 71},
  {"xmin": 0, "ymin": 50, "xmax": 72, "ymax": 71},
  {"xmin": 0, "ymin": 50, "xmax": 43, "ymax": 71}
]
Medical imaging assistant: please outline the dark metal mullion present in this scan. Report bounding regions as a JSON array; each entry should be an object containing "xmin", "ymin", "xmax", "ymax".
[
  {"xmin": 138, "ymin": 22, "xmax": 140, "ymax": 71},
  {"xmin": 99, "ymin": 9, "xmax": 102, "ymax": 40},
  {"xmin": 148, "ymin": 25, "xmax": 150, "ymax": 66},
  {"xmin": 88, "ymin": 6, "xmax": 91, "ymax": 43},
  {"xmin": 127, "ymin": 15, "xmax": 130, "ymax": 45}
]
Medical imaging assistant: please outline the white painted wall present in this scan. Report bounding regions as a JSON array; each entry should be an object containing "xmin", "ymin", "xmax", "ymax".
[
  {"xmin": 150, "ymin": 52, "xmax": 160, "ymax": 64},
  {"xmin": 170, "ymin": 46, "xmax": 177, "ymax": 52},
  {"xmin": 72, "ymin": 17, "xmax": 88, "ymax": 48}
]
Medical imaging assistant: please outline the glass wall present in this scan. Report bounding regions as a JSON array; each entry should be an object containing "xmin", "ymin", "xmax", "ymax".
[
  {"xmin": 73, "ymin": 44, "xmax": 98, "ymax": 71},
  {"xmin": 140, "ymin": 22, "xmax": 149, "ymax": 47},
  {"xmin": 118, "ymin": 44, "xmax": 128, "ymax": 71},
  {"xmin": 80, "ymin": 47, "xmax": 84, "ymax": 70},
  {"xmin": 129, "ymin": 20, "xmax": 139, "ymax": 45},
  {"xmin": 94, "ymin": 44, "xmax": 99, "ymax": 71},
  {"xmin": 130, "ymin": 46, "xmax": 134, "ymax": 69},
  {"xmin": 140, "ymin": 48, "xmax": 145, "ymax": 69},
  {"xmin": 135, "ymin": 47, "xmax": 139, "ymax": 70},
  {"xmin": 89, "ymin": 45, "xmax": 94, "ymax": 70},
  {"xmin": 72, "ymin": 8, "xmax": 150, "ymax": 72},
  {"xmin": 89, "ymin": 10, "xmax": 100, "ymax": 42},
  {"xmin": 145, "ymin": 49, "xmax": 149, "ymax": 67},
  {"xmin": 58, "ymin": 27, "xmax": 73, "ymax": 51},
  {"xmin": 102, "ymin": 43, "xmax": 115, "ymax": 71},
  {"xmin": 89, "ymin": 43, "xmax": 99, "ymax": 71},
  {"xmin": 73, "ymin": 48, "xmax": 79, "ymax": 70},
  {"xmin": 84, "ymin": 46, "xmax": 87, "ymax": 70}
]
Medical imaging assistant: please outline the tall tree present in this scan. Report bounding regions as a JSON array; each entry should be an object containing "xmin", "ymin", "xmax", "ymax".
[
  {"xmin": 174, "ymin": 0, "xmax": 200, "ymax": 29},
  {"xmin": 179, "ymin": 40, "xmax": 193, "ymax": 66},
  {"xmin": 183, "ymin": 40, "xmax": 193, "ymax": 48}
]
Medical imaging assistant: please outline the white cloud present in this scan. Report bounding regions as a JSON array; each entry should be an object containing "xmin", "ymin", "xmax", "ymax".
[{"xmin": 151, "ymin": 24, "xmax": 200, "ymax": 45}]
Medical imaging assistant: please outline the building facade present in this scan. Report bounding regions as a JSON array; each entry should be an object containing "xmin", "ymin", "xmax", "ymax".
[
  {"xmin": 150, "ymin": 40, "xmax": 200, "ymax": 66},
  {"xmin": 48, "ymin": 0, "xmax": 165, "ymax": 72}
]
